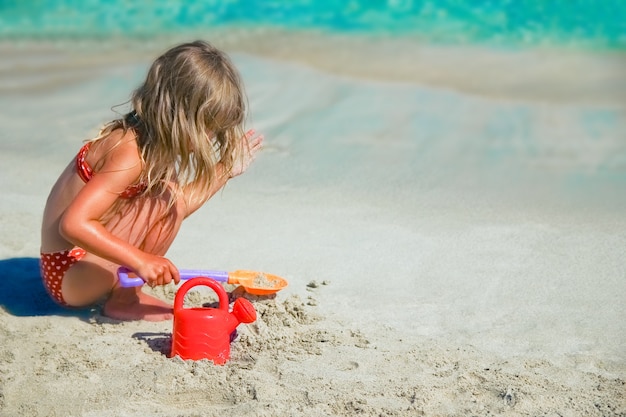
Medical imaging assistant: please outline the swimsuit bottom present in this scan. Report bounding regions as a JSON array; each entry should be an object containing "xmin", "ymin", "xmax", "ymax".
[{"xmin": 40, "ymin": 248, "xmax": 87, "ymax": 306}]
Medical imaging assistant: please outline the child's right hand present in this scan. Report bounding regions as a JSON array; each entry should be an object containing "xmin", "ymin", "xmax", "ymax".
[{"xmin": 133, "ymin": 254, "xmax": 180, "ymax": 288}]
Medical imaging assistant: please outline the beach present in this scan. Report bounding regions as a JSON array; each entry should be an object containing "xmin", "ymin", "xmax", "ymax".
[{"xmin": 0, "ymin": 34, "xmax": 625, "ymax": 416}]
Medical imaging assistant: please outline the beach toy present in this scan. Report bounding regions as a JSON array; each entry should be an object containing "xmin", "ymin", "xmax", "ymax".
[
  {"xmin": 117, "ymin": 267, "xmax": 288, "ymax": 295},
  {"xmin": 170, "ymin": 277, "xmax": 256, "ymax": 363}
]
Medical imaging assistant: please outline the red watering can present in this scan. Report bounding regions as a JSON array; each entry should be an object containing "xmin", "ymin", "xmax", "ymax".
[{"xmin": 170, "ymin": 277, "xmax": 256, "ymax": 364}]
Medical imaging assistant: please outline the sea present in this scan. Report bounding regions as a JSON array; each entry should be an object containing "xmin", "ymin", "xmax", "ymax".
[{"xmin": 1, "ymin": 0, "xmax": 625, "ymax": 51}]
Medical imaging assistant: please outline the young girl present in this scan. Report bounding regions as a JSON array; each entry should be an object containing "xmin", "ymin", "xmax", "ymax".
[{"xmin": 40, "ymin": 40, "xmax": 263, "ymax": 321}]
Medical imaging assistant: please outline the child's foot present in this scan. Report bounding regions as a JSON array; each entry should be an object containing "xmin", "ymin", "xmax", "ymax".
[{"xmin": 103, "ymin": 287, "xmax": 173, "ymax": 321}]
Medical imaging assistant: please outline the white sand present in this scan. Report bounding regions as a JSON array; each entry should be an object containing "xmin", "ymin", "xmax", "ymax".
[{"xmin": 0, "ymin": 36, "xmax": 625, "ymax": 416}]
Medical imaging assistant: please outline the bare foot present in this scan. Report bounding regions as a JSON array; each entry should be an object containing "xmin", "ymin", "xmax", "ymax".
[{"xmin": 102, "ymin": 287, "xmax": 173, "ymax": 321}]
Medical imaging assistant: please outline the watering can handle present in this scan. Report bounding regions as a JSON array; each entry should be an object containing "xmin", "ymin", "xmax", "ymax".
[
  {"xmin": 174, "ymin": 277, "xmax": 230, "ymax": 312},
  {"xmin": 117, "ymin": 267, "xmax": 229, "ymax": 287}
]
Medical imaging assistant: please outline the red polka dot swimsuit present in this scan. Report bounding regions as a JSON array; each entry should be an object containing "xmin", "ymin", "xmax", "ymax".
[
  {"xmin": 76, "ymin": 142, "xmax": 147, "ymax": 199},
  {"xmin": 40, "ymin": 248, "xmax": 87, "ymax": 306},
  {"xmin": 40, "ymin": 142, "xmax": 146, "ymax": 306}
]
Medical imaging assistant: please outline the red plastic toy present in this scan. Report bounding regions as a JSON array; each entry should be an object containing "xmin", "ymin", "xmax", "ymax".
[{"xmin": 170, "ymin": 277, "xmax": 256, "ymax": 364}]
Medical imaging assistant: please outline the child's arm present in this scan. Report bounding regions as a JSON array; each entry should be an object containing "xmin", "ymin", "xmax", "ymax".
[
  {"xmin": 182, "ymin": 162, "xmax": 231, "ymax": 217},
  {"xmin": 59, "ymin": 134, "xmax": 180, "ymax": 287},
  {"xmin": 183, "ymin": 129, "xmax": 264, "ymax": 217}
]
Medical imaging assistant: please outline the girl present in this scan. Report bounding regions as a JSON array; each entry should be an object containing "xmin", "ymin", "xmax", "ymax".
[{"xmin": 40, "ymin": 41, "xmax": 263, "ymax": 321}]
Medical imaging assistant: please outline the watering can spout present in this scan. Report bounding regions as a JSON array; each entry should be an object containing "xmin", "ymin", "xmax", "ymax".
[
  {"xmin": 232, "ymin": 298, "xmax": 256, "ymax": 324},
  {"xmin": 221, "ymin": 297, "xmax": 257, "ymax": 335}
]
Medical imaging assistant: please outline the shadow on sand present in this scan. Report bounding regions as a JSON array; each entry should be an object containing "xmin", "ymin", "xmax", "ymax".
[{"xmin": 0, "ymin": 257, "xmax": 93, "ymax": 317}]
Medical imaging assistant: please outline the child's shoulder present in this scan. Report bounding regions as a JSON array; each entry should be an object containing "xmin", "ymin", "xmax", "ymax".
[{"xmin": 92, "ymin": 128, "xmax": 142, "ymax": 171}]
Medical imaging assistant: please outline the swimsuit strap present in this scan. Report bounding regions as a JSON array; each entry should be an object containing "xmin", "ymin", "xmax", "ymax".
[
  {"xmin": 75, "ymin": 141, "xmax": 147, "ymax": 198},
  {"xmin": 76, "ymin": 142, "xmax": 93, "ymax": 183}
]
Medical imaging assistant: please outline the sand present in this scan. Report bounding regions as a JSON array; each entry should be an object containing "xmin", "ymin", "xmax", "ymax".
[{"xmin": 0, "ymin": 34, "xmax": 625, "ymax": 416}]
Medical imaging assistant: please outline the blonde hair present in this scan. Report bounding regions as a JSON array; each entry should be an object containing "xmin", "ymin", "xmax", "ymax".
[{"xmin": 95, "ymin": 40, "xmax": 246, "ymax": 205}]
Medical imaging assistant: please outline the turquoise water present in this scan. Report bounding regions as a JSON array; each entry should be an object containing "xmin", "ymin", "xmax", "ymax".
[{"xmin": 1, "ymin": 0, "xmax": 625, "ymax": 50}]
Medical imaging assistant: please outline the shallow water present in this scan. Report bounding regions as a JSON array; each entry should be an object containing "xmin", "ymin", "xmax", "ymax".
[{"xmin": 2, "ymin": 0, "xmax": 625, "ymax": 105}]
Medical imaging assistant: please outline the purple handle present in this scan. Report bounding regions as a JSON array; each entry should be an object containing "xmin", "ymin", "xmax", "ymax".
[{"xmin": 117, "ymin": 267, "xmax": 229, "ymax": 287}]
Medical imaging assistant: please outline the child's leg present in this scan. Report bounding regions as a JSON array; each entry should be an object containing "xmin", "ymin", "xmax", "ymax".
[{"xmin": 62, "ymin": 188, "xmax": 186, "ymax": 321}]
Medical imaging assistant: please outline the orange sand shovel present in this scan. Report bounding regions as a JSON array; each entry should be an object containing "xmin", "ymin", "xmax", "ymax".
[{"xmin": 117, "ymin": 267, "xmax": 288, "ymax": 295}]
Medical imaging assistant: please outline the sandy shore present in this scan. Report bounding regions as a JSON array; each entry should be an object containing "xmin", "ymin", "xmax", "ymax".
[
  {"xmin": 0, "ymin": 290, "xmax": 624, "ymax": 416},
  {"xmin": 0, "ymin": 34, "xmax": 625, "ymax": 416}
]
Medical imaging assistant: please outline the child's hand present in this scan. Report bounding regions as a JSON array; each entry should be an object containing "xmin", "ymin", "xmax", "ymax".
[
  {"xmin": 133, "ymin": 254, "xmax": 180, "ymax": 288},
  {"xmin": 230, "ymin": 129, "xmax": 264, "ymax": 178}
]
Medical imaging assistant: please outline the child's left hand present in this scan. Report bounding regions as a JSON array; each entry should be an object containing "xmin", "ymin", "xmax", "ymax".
[{"xmin": 230, "ymin": 129, "xmax": 264, "ymax": 177}]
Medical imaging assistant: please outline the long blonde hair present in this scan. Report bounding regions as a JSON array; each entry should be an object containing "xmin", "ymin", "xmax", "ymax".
[{"xmin": 95, "ymin": 40, "xmax": 246, "ymax": 205}]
